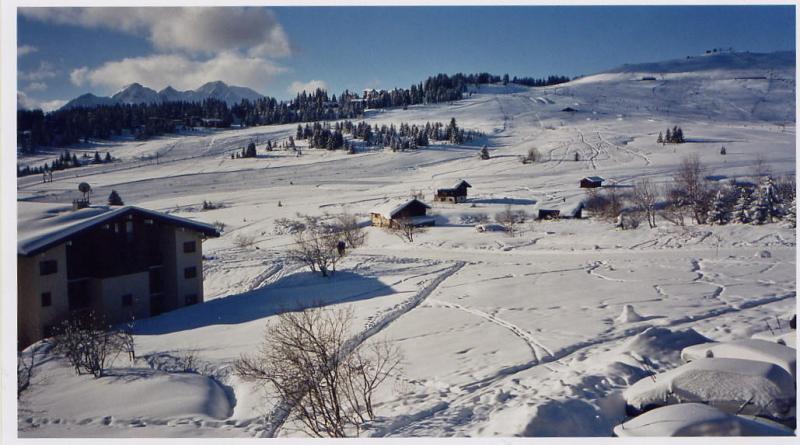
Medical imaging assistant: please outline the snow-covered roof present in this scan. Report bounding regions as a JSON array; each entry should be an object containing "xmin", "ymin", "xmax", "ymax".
[
  {"xmin": 370, "ymin": 198, "xmax": 431, "ymax": 219},
  {"xmin": 582, "ymin": 176, "xmax": 605, "ymax": 182},
  {"xmin": 535, "ymin": 200, "xmax": 584, "ymax": 217},
  {"xmin": 436, "ymin": 180, "xmax": 472, "ymax": 192},
  {"xmin": 613, "ymin": 403, "xmax": 793, "ymax": 437},
  {"xmin": 18, "ymin": 202, "xmax": 220, "ymax": 256}
]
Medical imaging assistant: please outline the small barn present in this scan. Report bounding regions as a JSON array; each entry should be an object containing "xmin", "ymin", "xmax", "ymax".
[
  {"xmin": 580, "ymin": 176, "xmax": 605, "ymax": 188},
  {"xmin": 537, "ymin": 202, "xmax": 584, "ymax": 220},
  {"xmin": 434, "ymin": 180, "xmax": 472, "ymax": 203},
  {"xmin": 371, "ymin": 198, "xmax": 434, "ymax": 228}
]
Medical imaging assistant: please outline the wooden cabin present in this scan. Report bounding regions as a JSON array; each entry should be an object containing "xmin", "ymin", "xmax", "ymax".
[
  {"xmin": 434, "ymin": 180, "xmax": 472, "ymax": 203},
  {"xmin": 580, "ymin": 176, "xmax": 605, "ymax": 188},
  {"xmin": 371, "ymin": 198, "xmax": 434, "ymax": 228}
]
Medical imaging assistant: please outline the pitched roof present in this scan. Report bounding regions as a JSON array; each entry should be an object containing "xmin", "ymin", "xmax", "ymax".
[
  {"xmin": 435, "ymin": 179, "xmax": 472, "ymax": 192},
  {"xmin": 18, "ymin": 203, "xmax": 220, "ymax": 256},
  {"xmin": 582, "ymin": 176, "xmax": 605, "ymax": 182},
  {"xmin": 370, "ymin": 198, "xmax": 431, "ymax": 219}
]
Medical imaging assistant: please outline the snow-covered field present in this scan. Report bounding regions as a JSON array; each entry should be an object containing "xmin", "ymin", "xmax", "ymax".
[{"xmin": 17, "ymin": 51, "xmax": 796, "ymax": 437}]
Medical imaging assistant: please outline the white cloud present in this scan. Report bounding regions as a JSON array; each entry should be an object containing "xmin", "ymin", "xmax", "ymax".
[
  {"xmin": 70, "ymin": 52, "xmax": 286, "ymax": 93},
  {"xmin": 288, "ymin": 80, "xmax": 329, "ymax": 95},
  {"xmin": 25, "ymin": 82, "xmax": 48, "ymax": 92},
  {"xmin": 18, "ymin": 45, "xmax": 38, "ymax": 57},
  {"xmin": 17, "ymin": 91, "xmax": 66, "ymax": 111},
  {"xmin": 19, "ymin": 61, "xmax": 57, "ymax": 81},
  {"xmin": 20, "ymin": 7, "xmax": 291, "ymax": 57}
]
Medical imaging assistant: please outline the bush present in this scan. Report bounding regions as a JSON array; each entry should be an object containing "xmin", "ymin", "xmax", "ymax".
[
  {"xmin": 53, "ymin": 313, "xmax": 126, "ymax": 378},
  {"xmin": 234, "ymin": 233, "xmax": 256, "ymax": 248}
]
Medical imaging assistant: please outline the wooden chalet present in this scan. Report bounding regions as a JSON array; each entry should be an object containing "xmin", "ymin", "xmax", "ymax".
[
  {"xmin": 371, "ymin": 198, "xmax": 434, "ymax": 228},
  {"xmin": 434, "ymin": 180, "xmax": 472, "ymax": 203},
  {"xmin": 580, "ymin": 176, "xmax": 605, "ymax": 188}
]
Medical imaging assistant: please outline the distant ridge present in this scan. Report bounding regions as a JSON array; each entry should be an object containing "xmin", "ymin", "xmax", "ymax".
[{"xmin": 61, "ymin": 81, "xmax": 265, "ymax": 110}]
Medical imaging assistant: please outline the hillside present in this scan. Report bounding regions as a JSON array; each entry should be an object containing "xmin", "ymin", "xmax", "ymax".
[{"xmin": 17, "ymin": 51, "xmax": 796, "ymax": 438}]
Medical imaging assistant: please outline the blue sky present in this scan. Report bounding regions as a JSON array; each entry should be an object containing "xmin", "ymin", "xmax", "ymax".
[{"xmin": 17, "ymin": 5, "xmax": 796, "ymax": 111}]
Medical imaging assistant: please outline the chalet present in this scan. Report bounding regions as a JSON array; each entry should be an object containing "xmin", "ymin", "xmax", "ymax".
[
  {"xmin": 580, "ymin": 176, "xmax": 605, "ymax": 188},
  {"xmin": 370, "ymin": 198, "xmax": 434, "ymax": 228},
  {"xmin": 537, "ymin": 201, "xmax": 584, "ymax": 220},
  {"xmin": 434, "ymin": 180, "xmax": 472, "ymax": 203},
  {"xmin": 17, "ymin": 203, "xmax": 220, "ymax": 348}
]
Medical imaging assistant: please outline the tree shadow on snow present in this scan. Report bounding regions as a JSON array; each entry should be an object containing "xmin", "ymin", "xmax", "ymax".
[{"xmin": 133, "ymin": 270, "xmax": 396, "ymax": 335}]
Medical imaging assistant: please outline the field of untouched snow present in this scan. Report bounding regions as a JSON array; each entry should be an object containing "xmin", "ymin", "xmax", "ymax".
[{"xmin": 17, "ymin": 52, "xmax": 796, "ymax": 437}]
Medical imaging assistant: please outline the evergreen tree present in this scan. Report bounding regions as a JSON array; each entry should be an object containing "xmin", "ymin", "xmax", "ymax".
[
  {"xmin": 720, "ymin": 146, "xmax": 726, "ymax": 155},
  {"xmin": 657, "ymin": 132, "xmax": 663, "ymax": 144},
  {"xmin": 706, "ymin": 189, "xmax": 729, "ymax": 225},
  {"xmin": 783, "ymin": 197, "xmax": 796, "ymax": 228},
  {"xmin": 93, "ymin": 151, "xmax": 102, "ymax": 164},
  {"xmin": 479, "ymin": 145, "xmax": 490, "ymax": 160},
  {"xmin": 758, "ymin": 177, "xmax": 782, "ymax": 223},
  {"xmin": 107, "ymin": 190, "xmax": 124, "ymax": 206},
  {"xmin": 732, "ymin": 187, "xmax": 753, "ymax": 224},
  {"xmin": 665, "ymin": 128, "xmax": 672, "ymax": 144},
  {"xmin": 104, "ymin": 152, "xmax": 112, "ymax": 163}
]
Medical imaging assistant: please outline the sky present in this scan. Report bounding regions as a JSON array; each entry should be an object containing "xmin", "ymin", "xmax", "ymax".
[{"xmin": 16, "ymin": 5, "xmax": 796, "ymax": 111}]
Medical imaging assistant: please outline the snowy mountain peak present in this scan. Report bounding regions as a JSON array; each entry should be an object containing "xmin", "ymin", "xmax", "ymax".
[{"xmin": 60, "ymin": 81, "xmax": 265, "ymax": 110}]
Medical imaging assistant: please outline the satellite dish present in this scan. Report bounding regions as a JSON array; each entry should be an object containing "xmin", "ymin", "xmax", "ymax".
[{"xmin": 78, "ymin": 182, "xmax": 92, "ymax": 200}]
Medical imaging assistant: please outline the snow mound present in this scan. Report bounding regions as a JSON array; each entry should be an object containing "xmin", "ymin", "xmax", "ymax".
[
  {"xmin": 752, "ymin": 331, "xmax": 798, "ymax": 349},
  {"xmin": 623, "ymin": 358, "xmax": 795, "ymax": 420},
  {"xmin": 614, "ymin": 403, "xmax": 794, "ymax": 437},
  {"xmin": 27, "ymin": 368, "xmax": 232, "ymax": 421},
  {"xmin": 617, "ymin": 304, "xmax": 645, "ymax": 323},
  {"xmin": 681, "ymin": 339, "xmax": 796, "ymax": 379},
  {"xmin": 617, "ymin": 327, "xmax": 711, "ymax": 368}
]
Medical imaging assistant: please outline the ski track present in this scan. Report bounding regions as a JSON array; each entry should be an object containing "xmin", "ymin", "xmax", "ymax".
[{"xmin": 259, "ymin": 260, "xmax": 465, "ymax": 438}]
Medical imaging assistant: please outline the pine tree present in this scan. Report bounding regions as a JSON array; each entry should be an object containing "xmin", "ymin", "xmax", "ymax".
[
  {"xmin": 720, "ymin": 146, "xmax": 726, "ymax": 155},
  {"xmin": 93, "ymin": 151, "xmax": 102, "ymax": 164},
  {"xmin": 480, "ymin": 145, "xmax": 490, "ymax": 160},
  {"xmin": 657, "ymin": 132, "xmax": 663, "ymax": 144},
  {"xmin": 104, "ymin": 152, "xmax": 112, "ymax": 163},
  {"xmin": 783, "ymin": 197, "xmax": 796, "ymax": 228},
  {"xmin": 706, "ymin": 189, "xmax": 729, "ymax": 225},
  {"xmin": 665, "ymin": 128, "xmax": 672, "ymax": 144},
  {"xmin": 108, "ymin": 190, "xmax": 124, "ymax": 206},
  {"xmin": 749, "ymin": 186, "xmax": 769, "ymax": 225},
  {"xmin": 732, "ymin": 187, "xmax": 752, "ymax": 224}
]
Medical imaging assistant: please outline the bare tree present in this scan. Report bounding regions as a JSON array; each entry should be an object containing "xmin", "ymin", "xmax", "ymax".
[
  {"xmin": 17, "ymin": 347, "xmax": 38, "ymax": 398},
  {"xmin": 53, "ymin": 312, "xmax": 126, "ymax": 378},
  {"xmin": 673, "ymin": 155, "xmax": 710, "ymax": 224},
  {"xmin": 632, "ymin": 178, "xmax": 659, "ymax": 228},
  {"xmin": 495, "ymin": 206, "xmax": 525, "ymax": 236},
  {"xmin": 289, "ymin": 223, "xmax": 344, "ymax": 277},
  {"xmin": 392, "ymin": 218, "xmax": 427, "ymax": 243},
  {"xmin": 234, "ymin": 305, "xmax": 402, "ymax": 438},
  {"xmin": 660, "ymin": 184, "xmax": 689, "ymax": 226},
  {"xmin": 751, "ymin": 154, "xmax": 773, "ymax": 181},
  {"xmin": 334, "ymin": 212, "xmax": 367, "ymax": 249},
  {"xmin": 521, "ymin": 147, "xmax": 541, "ymax": 164}
]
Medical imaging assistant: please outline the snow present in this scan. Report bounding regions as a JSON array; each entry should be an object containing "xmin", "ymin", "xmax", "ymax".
[
  {"xmin": 623, "ymin": 358, "xmax": 795, "ymax": 420},
  {"xmin": 370, "ymin": 198, "xmax": 431, "ymax": 220},
  {"xmin": 681, "ymin": 339, "xmax": 796, "ymax": 379},
  {"xmin": 613, "ymin": 403, "xmax": 794, "ymax": 437},
  {"xmin": 16, "ymin": 50, "xmax": 796, "ymax": 437}
]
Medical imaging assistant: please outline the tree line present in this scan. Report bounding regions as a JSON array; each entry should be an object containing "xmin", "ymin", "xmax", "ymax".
[{"xmin": 18, "ymin": 72, "xmax": 570, "ymax": 153}]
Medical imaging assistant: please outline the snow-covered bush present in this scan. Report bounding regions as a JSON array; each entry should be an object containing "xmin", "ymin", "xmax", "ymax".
[
  {"xmin": 53, "ymin": 313, "xmax": 127, "ymax": 378},
  {"xmin": 623, "ymin": 358, "xmax": 795, "ymax": 421}
]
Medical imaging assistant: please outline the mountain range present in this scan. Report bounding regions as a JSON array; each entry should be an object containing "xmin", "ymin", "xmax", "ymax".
[{"xmin": 60, "ymin": 81, "xmax": 265, "ymax": 110}]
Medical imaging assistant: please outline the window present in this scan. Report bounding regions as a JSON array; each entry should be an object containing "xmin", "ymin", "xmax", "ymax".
[
  {"xmin": 39, "ymin": 260, "xmax": 57, "ymax": 275},
  {"xmin": 184, "ymin": 294, "xmax": 198, "ymax": 305},
  {"xmin": 183, "ymin": 241, "xmax": 196, "ymax": 253},
  {"xmin": 125, "ymin": 221, "xmax": 134, "ymax": 242},
  {"xmin": 41, "ymin": 292, "xmax": 52, "ymax": 307},
  {"xmin": 121, "ymin": 294, "xmax": 133, "ymax": 307},
  {"xmin": 184, "ymin": 266, "xmax": 197, "ymax": 279}
]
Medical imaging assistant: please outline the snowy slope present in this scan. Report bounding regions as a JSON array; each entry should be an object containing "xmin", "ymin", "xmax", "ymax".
[{"xmin": 17, "ymin": 51, "xmax": 796, "ymax": 438}]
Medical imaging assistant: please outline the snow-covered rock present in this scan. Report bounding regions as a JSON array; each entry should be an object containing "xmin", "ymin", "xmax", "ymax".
[
  {"xmin": 752, "ymin": 331, "xmax": 798, "ymax": 349},
  {"xmin": 616, "ymin": 304, "xmax": 645, "ymax": 323},
  {"xmin": 613, "ymin": 403, "xmax": 794, "ymax": 437},
  {"xmin": 681, "ymin": 339, "xmax": 796, "ymax": 379},
  {"xmin": 623, "ymin": 358, "xmax": 795, "ymax": 420}
]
